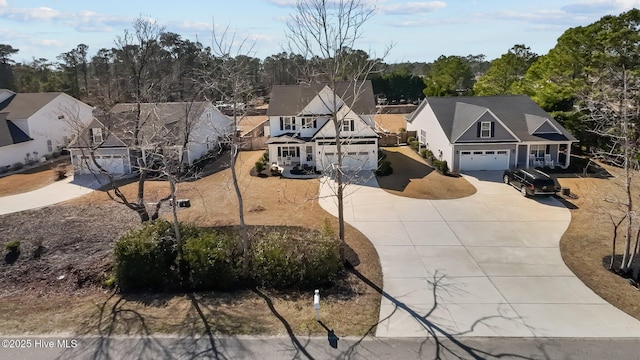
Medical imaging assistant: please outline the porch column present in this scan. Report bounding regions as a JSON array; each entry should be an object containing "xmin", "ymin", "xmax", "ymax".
[
  {"xmin": 565, "ymin": 142, "xmax": 571, "ymax": 168},
  {"xmin": 526, "ymin": 144, "xmax": 531, "ymax": 169}
]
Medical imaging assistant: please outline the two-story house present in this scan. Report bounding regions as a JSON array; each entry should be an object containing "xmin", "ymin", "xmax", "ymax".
[
  {"xmin": 266, "ymin": 81, "xmax": 379, "ymax": 172},
  {"xmin": 68, "ymin": 101, "xmax": 232, "ymax": 175}
]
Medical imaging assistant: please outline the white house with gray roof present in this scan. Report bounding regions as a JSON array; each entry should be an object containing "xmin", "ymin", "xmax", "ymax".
[
  {"xmin": 68, "ymin": 101, "xmax": 231, "ymax": 175},
  {"xmin": 0, "ymin": 89, "xmax": 93, "ymax": 169},
  {"xmin": 266, "ymin": 81, "xmax": 379, "ymax": 171},
  {"xmin": 406, "ymin": 95, "xmax": 578, "ymax": 172}
]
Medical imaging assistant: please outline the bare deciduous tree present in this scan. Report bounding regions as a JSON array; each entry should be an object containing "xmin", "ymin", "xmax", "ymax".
[
  {"xmin": 286, "ymin": 0, "xmax": 389, "ymax": 242},
  {"xmin": 578, "ymin": 66, "xmax": 640, "ymax": 276},
  {"xmin": 199, "ymin": 25, "xmax": 258, "ymax": 269}
]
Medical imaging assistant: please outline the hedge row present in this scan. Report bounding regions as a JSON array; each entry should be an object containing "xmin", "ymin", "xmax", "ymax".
[{"xmin": 114, "ymin": 221, "xmax": 342, "ymax": 292}]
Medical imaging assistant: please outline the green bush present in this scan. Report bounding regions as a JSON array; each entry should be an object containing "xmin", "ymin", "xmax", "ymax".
[
  {"xmin": 407, "ymin": 136, "xmax": 416, "ymax": 143},
  {"xmin": 251, "ymin": 229, "xmax": 341, "ymax": 289},
  {"xmin": 183, "ymin": 229, "xmax": 243, "ymax": 290},
  {"xmin": 433, "ymin": 159, "xmax": 449, "ymax": 175},
  {"xmin": 409, "ymin": 140, "xmax": 419, "ymax": 150},
  {"xmin": 5, "ymin": 240, "xmax": 20, "ymax": 253},
  {"xmin": 255, "ymin": 159, "xmax": 265, "ymax": 173},
  {"xmin": 261, "ymin": 149, "xmax": 269, "ymax": 163},
  {"xmin": 114, "ymin": 223, "xmax": 342, "ymax": 292},
  {"xmin": 420, "ymin": 148, "xmax": 434, "ymax": 160},
  {"xmin": 51, "ymin": 151, "xmax": 61, "ymax": 158},
  {"xmin": 10, "ymin": 162, "xmax": 23, "ymax": 171},
  {"xmin": 376, "ymin": 159, "xmax": 393, "ymax": 176},
  {"xmin": 114, "ymin": 220, "xmax": 198, "ymax": 291},
  {"xmin": 0, "ymin": 166, "xmax": 7, "ymax": 174}
]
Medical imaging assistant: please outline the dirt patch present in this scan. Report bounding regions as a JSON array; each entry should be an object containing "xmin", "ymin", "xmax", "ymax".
[
  {"xmin": 0, "ymin": 151, "xmax": 382, "ymax": 337},
  {"xmin": 558, "ymin": 164, "xmax": 640, "ymax": 321},
  {"xmin": 376, "ymin": 146, "xmax": 477, "ymax": 199},
  {"xmin": 0, "ymin": 161, "xmax": 71, "ymax": 197}
]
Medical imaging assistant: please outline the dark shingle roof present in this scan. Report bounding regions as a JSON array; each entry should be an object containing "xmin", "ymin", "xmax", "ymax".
[
  {"xmin": 421, "ymin": 96, "xmax": 577, "ymax": 143},
  {"xmin": 267, "ymin": 81, "xmax": 376, "ymax": 116}
]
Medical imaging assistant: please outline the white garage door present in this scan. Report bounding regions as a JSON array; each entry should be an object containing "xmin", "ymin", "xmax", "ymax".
[
  {"xmin": 321, "ymin": 151, "xmax": 373, "ymax": 170},
  {"xmin": 459, "ymin": 150, "xmax": 509, "ymax": 171},
  {"xmin": 78, "ymin": 155, "xmax": 126, "ymax": 174}
]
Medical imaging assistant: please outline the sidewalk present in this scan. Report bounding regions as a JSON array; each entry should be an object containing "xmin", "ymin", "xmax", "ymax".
[{"xmin": 0, "ymin": 175, "xmax": 96, "ymax": 215}]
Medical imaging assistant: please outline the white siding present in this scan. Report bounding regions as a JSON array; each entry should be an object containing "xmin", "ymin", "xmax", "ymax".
[
  {"xmin": 406, "ymin": 101, "xmax": 453, "ymax": 165},
  {"xmin": 0, "ymin": 93, "xmax": 93, "ymax": 167}
]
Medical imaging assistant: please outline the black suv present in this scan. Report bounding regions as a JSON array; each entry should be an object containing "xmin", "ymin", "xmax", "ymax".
[{"xmin": 503, "ymin": 169, "xmax": 557, "ymax": 197}]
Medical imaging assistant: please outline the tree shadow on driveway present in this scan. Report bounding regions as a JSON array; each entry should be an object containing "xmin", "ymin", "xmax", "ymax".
[
  {"xmin": 376, "ymin": 150, "xmax": 433, "ymax": 192},
  {"xmin": 344, "ymin": 268, "xmax": 538, "ymax": 360}
]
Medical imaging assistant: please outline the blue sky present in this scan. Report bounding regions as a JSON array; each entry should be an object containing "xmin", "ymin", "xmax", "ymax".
[{"xmin": 1, "ymin": 0, "xmax": 639, "ymax": 64}]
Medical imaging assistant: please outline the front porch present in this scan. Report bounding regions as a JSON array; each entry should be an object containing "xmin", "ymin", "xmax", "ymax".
[
  {"xmin": 516, "ymin": 143, "xmax": 572, "ymax": 169},
  {"xmin": 269, "ymin": 163, "xmax": 321, "ymax": 179}
]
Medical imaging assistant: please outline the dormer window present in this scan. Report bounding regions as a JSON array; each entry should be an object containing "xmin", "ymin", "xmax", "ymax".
[{"xmin": 90, "ymin": 128, "xmax": 103, "ymax": 144}]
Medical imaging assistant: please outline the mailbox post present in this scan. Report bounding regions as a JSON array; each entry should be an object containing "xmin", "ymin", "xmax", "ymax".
[{"xmin": 313, "ymin": 289, "xmax": 320, "ymax": 321}]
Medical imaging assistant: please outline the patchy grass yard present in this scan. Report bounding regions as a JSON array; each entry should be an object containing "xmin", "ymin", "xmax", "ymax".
[
  {"xmin": 0, "ymin": 151, "xmax": 382, "ymax": 337},
  {"xmin": 376, "ymin": 146, "xmax": 477, "ymax": 199},
  {"xmin": 0, "ymin": 161, "xmax": 70, "ymax": 197},
  {"xmin": 558, "ymin": 164, "xmax": 640, "ymax": 321}
]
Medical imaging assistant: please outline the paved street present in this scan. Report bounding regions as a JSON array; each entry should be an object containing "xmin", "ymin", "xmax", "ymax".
[
  {"xmin": 319, "ymin": 171, "xmax": 640, "ymax": 337},
  {"xmin": 3, "ymin": 335, "xmax": 640, "ymax": 360}
]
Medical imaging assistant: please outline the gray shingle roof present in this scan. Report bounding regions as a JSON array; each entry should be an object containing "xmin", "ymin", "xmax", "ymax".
[
  {"xmin": 0, "ymin": 91, "xmax": 61, "ymax": 147},
  {"xmin": 70, "ymin": 102, "xmax": 219, "ymax": 149},
  {"xmin": 0, "ymin": 92, "xmax": 62, "ymax": 120},
  {"xmin": 421, "ymin": 95, "xmax": 577, "ymax": 143},
  {"xmin": 267, "ymin": 81, "xmax": 376, "ymax": 116}
]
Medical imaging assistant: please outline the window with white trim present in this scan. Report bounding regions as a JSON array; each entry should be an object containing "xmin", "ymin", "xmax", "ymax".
[
  {"xmin": 91, "ymin": 128, "xmax": 103, "ymax": 144},
  {"xmin": 302, "ymin": 117, "xmax": 316, "ymax": 128},
  {"xmin": 530, "ymin": 144, "xmax": 545, "ymax": 159},
  {"xmin": 420, "ymin": 129, "xmax": 427, "ymax": 144},
  {"xmin": 342, "ymin": 119, "xmax": 353, "ymax": 132},
  {"xmin": 47, "ymin": 139, "xmax": 53, "ymax": 152},
  {"xmin": 281, "ymin": 146, "xmax": 297, "ymax": 158},
  {"xmin": 480, "ymin": 122, "xmax": 491, "ymax": 138},
  {"xmin": 283, "ymin": 117, "xmax": 294, "ymax": 130}
]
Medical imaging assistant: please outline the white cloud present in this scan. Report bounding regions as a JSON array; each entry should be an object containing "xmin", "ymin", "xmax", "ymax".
[
  {"xmin": 562, "ymin": 0, "xmax": 640, "ymax": 14},
  {"xmin": 0, "ymin": 4, "xmax": 131, "ymax": 33},
  {"xmin": 379, "ymin": 1, "xmax": 447, "ymax": 15},
  {"xmin": 31, "ymin": 38, "xmax": 64, "ymax": 47}
]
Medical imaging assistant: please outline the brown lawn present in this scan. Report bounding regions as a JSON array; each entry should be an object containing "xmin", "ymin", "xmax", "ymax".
[
  {"xmin": 558, "ymin": 165, "xmax": 640, "ymax": 320},
  {"xmin": 0, "ymin": 161, "xmax": 70, "ymax": 197},
  {"xmin": 0, "ymin": 151, "xmax": 382, "ymax": 337},
  {"xmin": 376, "ymin": 146, "xmax": 477, "ymax": 199}
]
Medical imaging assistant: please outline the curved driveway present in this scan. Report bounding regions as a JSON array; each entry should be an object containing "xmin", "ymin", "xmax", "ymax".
[
  {"xmin": 319, "ymin": 171, "xmax": 640, "ymax": 337},
  {"xmin": 0, "ymin": 175, "xmax": 96, "ymax": 215}
]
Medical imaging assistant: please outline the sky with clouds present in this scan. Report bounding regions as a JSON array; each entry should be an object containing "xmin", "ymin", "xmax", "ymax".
[{"xmin": 1, "ymin": 0, "xmax": 639, "ymax": 64}]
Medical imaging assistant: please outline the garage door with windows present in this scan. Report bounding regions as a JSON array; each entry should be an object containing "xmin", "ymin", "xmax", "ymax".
[{"xmin": 459, "ymin": 150, "xmax": 509, "ymax": 171}]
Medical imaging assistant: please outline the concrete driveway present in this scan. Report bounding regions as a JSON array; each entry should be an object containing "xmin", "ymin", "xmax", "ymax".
[
  {"xmin": 319, "ymin": 171, "xmax": 640, "ymax": 337},
  {"xmin": 0, "ymin": 175, "xmax": 97, "ymax": 215}
]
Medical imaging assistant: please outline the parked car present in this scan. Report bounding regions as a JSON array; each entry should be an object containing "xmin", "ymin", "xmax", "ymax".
[{"xmin": 503, "ymin": 169, "xmax": 558, "ymax": 197}]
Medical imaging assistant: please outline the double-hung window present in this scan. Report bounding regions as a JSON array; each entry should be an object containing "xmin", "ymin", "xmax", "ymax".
[
  {"xmin": 480, "ymin": 122, "xmax": 491, "ymax": 138},
  {"xmin": 91, "ymin": 128, "xmax": 103, "ymax": 144}
]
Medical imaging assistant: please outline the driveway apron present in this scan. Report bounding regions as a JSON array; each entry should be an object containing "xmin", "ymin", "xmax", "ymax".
[{"xmin": 319, "ymin": 171, "xmax": 640, "ymax": 337}]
